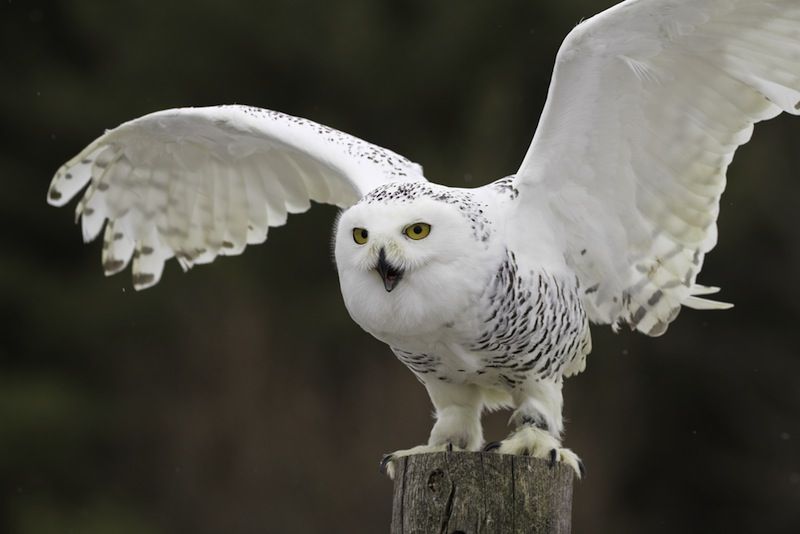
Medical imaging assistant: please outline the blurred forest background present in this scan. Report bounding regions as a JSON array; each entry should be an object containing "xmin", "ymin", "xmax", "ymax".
[{"xmin": 2, "ymin": 0, "xmax": 799, "ymax": 532}]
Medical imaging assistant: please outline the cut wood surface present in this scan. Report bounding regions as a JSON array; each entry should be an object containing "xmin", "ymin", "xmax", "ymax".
[{"xmin": 390, "ymin": 451, "xmax": 574, "ymax": 534}]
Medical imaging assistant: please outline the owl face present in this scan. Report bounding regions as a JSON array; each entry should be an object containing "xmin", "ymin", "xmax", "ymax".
[
  {"xmin": 333, "ymin": 195, "xmax": 496, "ymax": 339},
  {"xmin": 335, "ymin": 197, "xmax": 460, "ymax": 289}
]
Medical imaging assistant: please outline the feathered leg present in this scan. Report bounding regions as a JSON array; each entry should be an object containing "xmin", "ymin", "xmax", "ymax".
[
  {"xmin": 380, "ymin": 381, "xmax": 483, "ymax": 479},
  {"xmin": 485, "ymin": 378, "xmax": 584, "ymax": 478}
]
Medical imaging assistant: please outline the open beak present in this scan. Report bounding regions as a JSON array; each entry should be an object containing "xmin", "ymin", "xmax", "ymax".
[{"xmin": 376, "ymin": 248, "xmax": 404, "ymax": 292}]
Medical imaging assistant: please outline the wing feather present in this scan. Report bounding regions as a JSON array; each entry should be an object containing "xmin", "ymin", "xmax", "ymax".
[
  {"xmin": 102, "ymin": 219, "xmax": 136, "ymax": 276},
  {"xmin": 515, "ymin": 0, "xmax": 799, "ymax": 335},
  {"xmin": 48, "ymin": 105, "xmax": 426, "ymax": 288}
]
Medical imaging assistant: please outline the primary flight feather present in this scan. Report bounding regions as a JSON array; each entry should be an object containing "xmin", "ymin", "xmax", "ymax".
[{"xmin": 48, "ymin": 0, "xmax": 800, "ymax": 478}]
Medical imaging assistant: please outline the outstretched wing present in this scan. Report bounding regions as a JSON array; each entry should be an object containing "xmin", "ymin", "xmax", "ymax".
[
  {"xmin": 514, "ymin": 0, "xmax": 800, "ymax": 336},
  {"xmin": 48, "ymin": 105, "xmax": 426, "ymax": 289}
]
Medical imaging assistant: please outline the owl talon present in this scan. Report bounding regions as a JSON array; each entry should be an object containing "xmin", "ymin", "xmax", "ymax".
[
  {"xmin": 379, "ymin": 443, "xmax": 458, "ymax": 480},
  {"xmin": 483, "ymin": 441, "xmax": 502, "ymax": 452},
  {"xmin": 483, "ymin": 426, "xmax": 584, "ymax": 478},
  {"xmin": 379, "ymin": 454, "xmax": 394, "ymax": 476}
]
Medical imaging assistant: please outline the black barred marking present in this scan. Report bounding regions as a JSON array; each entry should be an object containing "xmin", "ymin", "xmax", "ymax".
[
  {"xmin": 631, "ymin": 306, "xmax": 647, "ymax": 325},
  {"xmin": 467, "ymin": 249, "xmax": 591, "ymax": 385},
  {"xmin": 647, "ymin": 290, "xmax": 663, "ymax": 307},
  {"xmin": 360, "ymin": 182, "xmax": 492, "ymax": 242},
  {"xmin": 103, "ymin": 259, "xmax": 125, "ymax": 273},
  {"xmin": 236, "ymin": 105, "xmax": 420, "ymax": 179},
  {"xmin": 49, "ymin": 189, "xmax": 62, "ymax": 200},
  {"xmin": 141, "ymin": 246, "xmax": 154, "ymax": 255},
  {"xmin": 392, "ymin": 348, "xmax": 440, "ymax": 376},
  {"xmin": 491, "ymin": 176, "xmax": 519, "ymax": 199},
  {"xmin": 648, "ymin": 321, "xmax": 668, "ymax": 337},
  {"xmin": 132, "ymin": 273, "xmax": 154, "ymax": 286},
  {"xmin": 521, "ymin": 414, "xmax": 549, "ymax": 431}
]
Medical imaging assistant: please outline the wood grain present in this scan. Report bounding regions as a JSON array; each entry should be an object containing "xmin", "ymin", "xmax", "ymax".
[{"xmin": 391, "ymin": 452, "xmax": 573, "ymax": 534}]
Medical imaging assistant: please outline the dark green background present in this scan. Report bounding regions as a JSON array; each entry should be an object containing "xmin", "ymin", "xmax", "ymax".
[{"xmin": 2, "ymin": 0, "xmax": 799, "ymax": 532}]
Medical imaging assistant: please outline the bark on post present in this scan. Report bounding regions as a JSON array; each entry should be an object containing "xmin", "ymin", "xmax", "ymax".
[{"xmin": 390, "ymin": 451, "xmax": 574, "ymax": 534}]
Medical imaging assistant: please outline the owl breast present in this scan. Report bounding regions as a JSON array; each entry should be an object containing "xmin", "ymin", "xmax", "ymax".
[
  {"xmin": 376, "ymin": 249, "xmax": 593, "ymax": 389},
  {"xmin": 464, "ymin": 249, "xmax": 592, "ymax": 385},
  {"xmin": 337, "ymin": 244, "xmax": 497, "ymax": 345}
]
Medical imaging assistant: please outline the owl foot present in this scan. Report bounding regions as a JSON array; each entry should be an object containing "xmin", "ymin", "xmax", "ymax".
[
  {"xmin": 379, "ymin": 442, "xmax": 461, "ymax": 480},
  {"xmin": 483, "ymin": 425, "xmax": 585, "ymax": 478}
]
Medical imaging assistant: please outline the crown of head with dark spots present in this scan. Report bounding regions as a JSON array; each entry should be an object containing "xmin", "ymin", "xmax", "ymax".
[{"xmin": 359, "ymin": 182, "xmax": 493, "ymax": 242}]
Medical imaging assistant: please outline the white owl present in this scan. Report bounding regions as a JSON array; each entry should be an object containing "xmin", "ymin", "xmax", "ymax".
[{"xmin": 47, "ymin": 0, "xmax": 800, "ymax": 479}]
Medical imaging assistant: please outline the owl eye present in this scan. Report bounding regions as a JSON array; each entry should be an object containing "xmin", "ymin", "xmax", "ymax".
[
  {"xmin": 403, "ymin": 222, "xmax": 431, "ymax": 240},
  {"xmin": 352, "ymin": 227, "xmax": 369, "ymax": 245}
]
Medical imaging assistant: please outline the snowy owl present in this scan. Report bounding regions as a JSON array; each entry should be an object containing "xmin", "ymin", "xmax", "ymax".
[{"xmin": 47, "ymin": 0, "xmax": 800, "ymax": 479}]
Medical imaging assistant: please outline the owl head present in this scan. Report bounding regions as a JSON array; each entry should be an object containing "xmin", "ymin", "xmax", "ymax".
[{"xmin": 333, "ymin": 183, "xmax": 497, "ymax": 340}]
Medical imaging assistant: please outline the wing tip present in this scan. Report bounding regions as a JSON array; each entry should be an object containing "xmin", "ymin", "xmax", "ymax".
[
  {"xmin": 132, "ymin": 272, "xmax": 159, "ymax": 291},
  {"xmin": 689, "ymin": 284, "xmax": 721, "ymax": 296},
  {"xmin": 47, "ymin": 186, "xmax": 66, "ymax": 206},
  {"xmin": 683, "ymin": 296, "xmax": 734, "ymax": 311},
  {"xmin": 103, "ymin": 258, "xmax": 128, "ymax": 277}
]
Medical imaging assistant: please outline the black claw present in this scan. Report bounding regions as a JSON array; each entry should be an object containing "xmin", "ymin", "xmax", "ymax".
[
  {"xmin": 578, "ymin": 459, "xmax": 587, "ymax": 479},
  {"xmin": 522, "ymin": 448, "xmax": 530, "ymax": 457},
  {"xmin": 548, "ymin": 448, "xmax": 558, "ymax": 468},
  {"xmin": 379, "ymin": 454, "xmax": 394, "ymax": 475},
  {"xmin": 483, "ymin": 440, "xmax": 502, "ymax": 452},
  {"xmin": 446, "ymin": 442, "xmax": 453, "ymax": 452}
]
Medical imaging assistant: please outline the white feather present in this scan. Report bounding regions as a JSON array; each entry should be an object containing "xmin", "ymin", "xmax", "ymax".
[
  {"xmin": 48, "ymin": 105, "xmax": 427, "ymax": 289},
  {"xmin": 514, "ymin": 0, "xmax": 799, "ymax": 336},
  {"xmin": 684, "ymin": 296, "xmax": 734, "ymax": 310}
]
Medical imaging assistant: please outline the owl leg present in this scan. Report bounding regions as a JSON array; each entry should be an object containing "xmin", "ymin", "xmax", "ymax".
[
  {"xmin": 484, "ymin": 378, "xmax": 584, "ymax": 478},
  {"xmin": 380, "ymin": 381, "xmax": 483, "ymax": 479}
]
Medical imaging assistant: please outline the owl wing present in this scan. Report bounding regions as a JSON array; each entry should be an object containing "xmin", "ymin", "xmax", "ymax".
[
  {"xmin": 48, "ymin": 105, "xmax": 426, "ymax": 289},
  {"xmin": 514, "ymin": 0, "xmax": 800, "ymax": 336}
]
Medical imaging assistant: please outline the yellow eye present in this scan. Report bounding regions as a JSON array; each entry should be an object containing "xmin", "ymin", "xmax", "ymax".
[
  {"xmin": 404, "ymin": 222, "xmax": 431, "ymax": 240},
  {"xmin": 352, "ymin": 227, "xmax": 369, "ymax": 245}
]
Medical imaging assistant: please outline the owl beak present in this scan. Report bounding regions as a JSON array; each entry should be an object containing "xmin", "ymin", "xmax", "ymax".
[{"xmin": 376, "ymin": 248, "xmax": 404, "ymax": 292}]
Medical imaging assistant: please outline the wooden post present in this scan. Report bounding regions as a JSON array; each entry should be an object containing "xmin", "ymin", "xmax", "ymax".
[{"xmin": 390, "ymin": 452, "xmax": 574, "ymax": 534}]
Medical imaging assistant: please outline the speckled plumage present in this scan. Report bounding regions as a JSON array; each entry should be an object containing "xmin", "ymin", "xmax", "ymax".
[
  {"xmin": 360, "ymin": 181, "xmax": 493, "ymax": 242},
  {"xmin": 48, "ymin": 0, "xmax": 800, "ymax": 479},
  {"xmin": 470, "ymin": 251, "xmax": 590, "ymax": 382},
  {"xmin": 391, "ymin": 248, "xmax": 590, "ymax": 386}
]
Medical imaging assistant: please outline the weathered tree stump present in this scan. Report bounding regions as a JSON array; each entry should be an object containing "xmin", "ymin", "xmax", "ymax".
[{"xmin": 390, "ymin": 452, "xmax": 573, "ymax": 534}]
